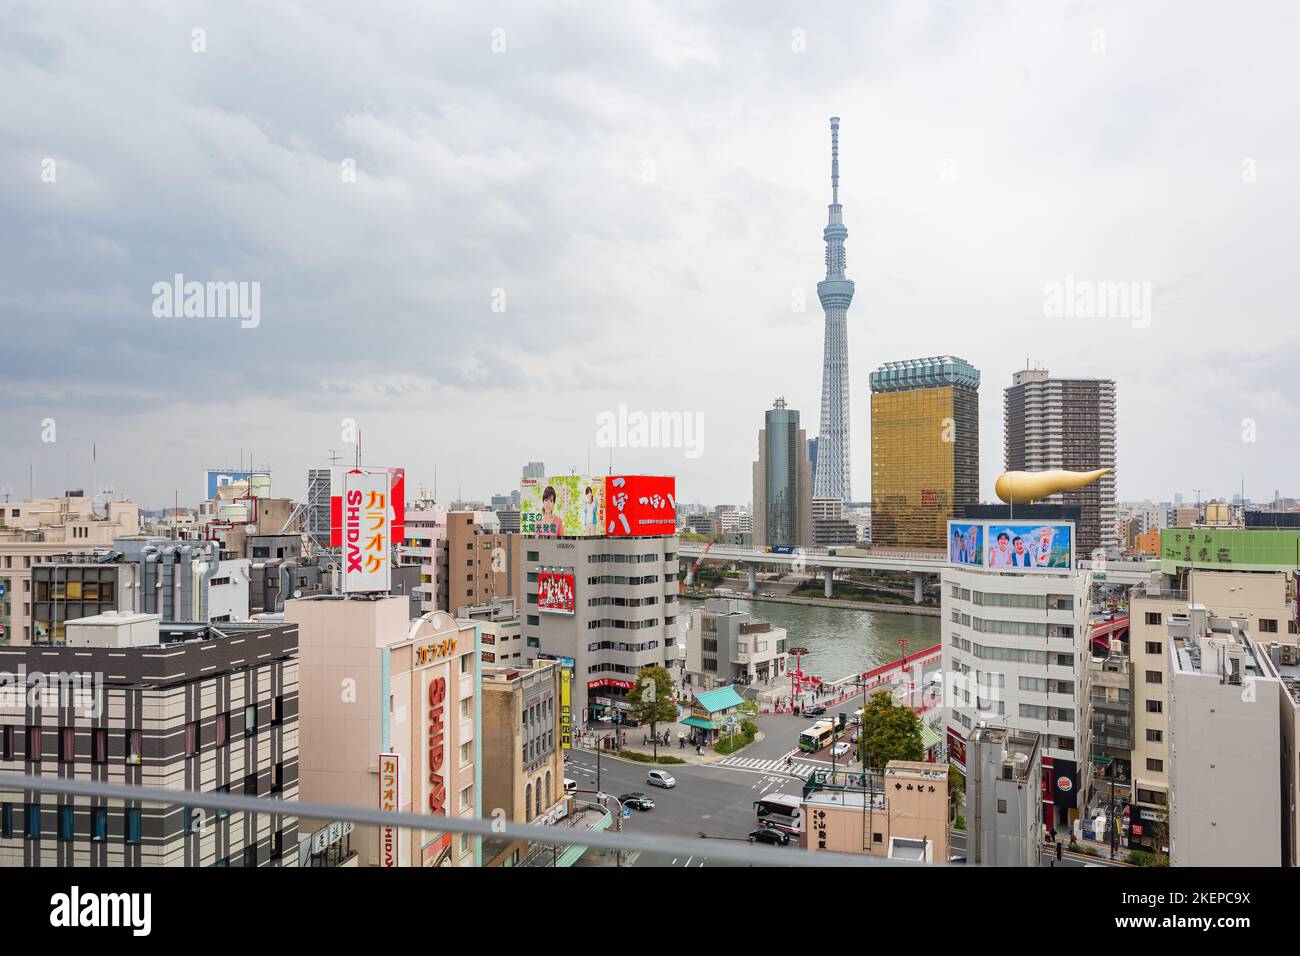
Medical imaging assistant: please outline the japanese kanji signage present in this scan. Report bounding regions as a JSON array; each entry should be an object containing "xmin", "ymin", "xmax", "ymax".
[{"xmin": 342, "ymin": 468, "xmax": 391, "ymax": 593}]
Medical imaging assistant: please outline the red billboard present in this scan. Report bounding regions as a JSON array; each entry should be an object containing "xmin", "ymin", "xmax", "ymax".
[
  {"xmin": 537, "ymin": 570, "xmax": 575, "ymax": 615},
  {"xmin": 604, "ymin": 475, "xmax": 676, "ymax": 536},
  {"xmin": 331, "ymin": 466, "xmax": 404, "ymax": 547}
]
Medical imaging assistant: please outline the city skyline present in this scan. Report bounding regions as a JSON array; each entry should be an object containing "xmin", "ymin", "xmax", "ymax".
[{"xmin": 2, "ymin": 3, "xmax": 1297, "ymax": 511}]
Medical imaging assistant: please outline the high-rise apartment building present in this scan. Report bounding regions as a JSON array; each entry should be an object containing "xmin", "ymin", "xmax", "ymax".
[
  {"xmin": 753, "ymin": 399, "xmax": 813, "ymax": 549},
  {"xmin": 869, "ymin": 356, "xmax": 980, "ymax": 549},
  {"xmin": 1003, "ymin": 368, "xmax": 1117, "ymax": 557},
  {"xmin": 941, "ymin": 513, "xmax": 1090, "ymax": 833}
]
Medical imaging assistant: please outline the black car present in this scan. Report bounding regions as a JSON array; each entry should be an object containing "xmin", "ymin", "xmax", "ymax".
[
  {"xmin": 748, "ymin": 827, "xmax": 791, "ymax": 846},
  {"xmin": 619, "ymin": 792, "xmax": 656, "ymax": 811},
  {"xmin": 805, "ymin": 705, "xmax": 827, "ymax": 717}
]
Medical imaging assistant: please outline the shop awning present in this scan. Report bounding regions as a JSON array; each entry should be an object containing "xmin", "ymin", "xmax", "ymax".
[{"xmin": 681, "ymin": 716, "xmax": 715, "ymax": 730}]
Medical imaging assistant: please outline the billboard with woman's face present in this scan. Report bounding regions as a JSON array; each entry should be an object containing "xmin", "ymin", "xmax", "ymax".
[{"xmin": 520, "ymin": 475, "xmax": 604, "ymax": 537}]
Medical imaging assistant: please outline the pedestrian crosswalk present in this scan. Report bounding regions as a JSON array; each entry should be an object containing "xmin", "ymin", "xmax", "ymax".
[{"xmin": 716, "ymin": 755, "xmax": 820, "ymax": 775}]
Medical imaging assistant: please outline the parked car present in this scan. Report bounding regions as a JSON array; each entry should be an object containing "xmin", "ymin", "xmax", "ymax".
[
  {"xmin": 619, "ymin": 792, "xmax": 655, "ymax": 811},
  {"xmin": 646, "ymin": 770, "xmax": 677, "ymax": 789},
  {"xmin": 761, "ymin": 591, "xmax": 776, "ymax": 598},
  {"xmin": 831, "ymin": 741, "xmax": 851, "ymax": 758},
  {"xmin": 748, "ymin": 827, "xmax": 791, "ymax": 846},
  {"xmin": 805, "ymin": 705, "xmax": 827, "ymax": 717}
]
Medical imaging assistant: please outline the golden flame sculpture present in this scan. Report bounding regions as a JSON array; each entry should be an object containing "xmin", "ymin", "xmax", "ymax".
[{"xmin": 994, "ymin": 468, "xmax": 1112, "ymax": 504}]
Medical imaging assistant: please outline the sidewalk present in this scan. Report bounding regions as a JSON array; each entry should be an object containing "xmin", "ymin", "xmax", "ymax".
[{"xmin": 574, "ymin": 723, "xmax": 766, "ymax": 766}]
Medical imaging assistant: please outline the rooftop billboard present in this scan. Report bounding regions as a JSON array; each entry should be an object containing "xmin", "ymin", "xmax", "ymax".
[
  {"xmin": 519, "ymin": 474, "xmax": 676, "ymax": 538},
  {"xmin": 948, "ymin": 519, "xmax": 1074, "ymax": 573}
]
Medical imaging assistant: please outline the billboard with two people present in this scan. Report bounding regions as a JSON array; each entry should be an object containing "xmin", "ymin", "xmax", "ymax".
[{"xmin": 948, "ymin": 520, "xmax": 1074, "ymax": 573}]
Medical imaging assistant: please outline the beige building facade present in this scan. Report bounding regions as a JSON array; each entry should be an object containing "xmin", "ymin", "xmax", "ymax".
[
  {"xmin": 801, "ymin": 762, "xmax": 948, "ymax": 862},
  {"xmin": 286, "ymin": 596, "xmax": 481, "ymax": 867},
  {"xmin": 0, "ymin": 495, "xmax": 141, "ymax": 646}
]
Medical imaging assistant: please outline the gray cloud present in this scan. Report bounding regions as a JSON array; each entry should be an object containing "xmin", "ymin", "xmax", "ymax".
[{"xmin": 1, "ymin": 0, "xmax": 1297, "ymax": 508}]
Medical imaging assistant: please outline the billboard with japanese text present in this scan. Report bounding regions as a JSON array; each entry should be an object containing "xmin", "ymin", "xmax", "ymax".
[
  {"xmin": 520, "ymin": 475, "xmax": 604, "ymax": 537},
  {"xmin": 604, "ymin": 475, "xmax": 677, "ymax": 536},
  {"xmin": 330, "ymin": 466, "xmax": 404, "ymax": 548},
  {"xmin": 342, "ymin": 468, "xmax": 391, "ymax": 593}
]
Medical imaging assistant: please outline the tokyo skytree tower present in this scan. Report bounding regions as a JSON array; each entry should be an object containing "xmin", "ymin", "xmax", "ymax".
[{"xmin": 813, "ymin": 116, "xmax": 855, "ymax": 502}]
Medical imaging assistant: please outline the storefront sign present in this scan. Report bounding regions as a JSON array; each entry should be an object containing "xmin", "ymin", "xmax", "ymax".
[{"xmin": 378, "ymin": 753, "xmax": 399, "ymax": 867}]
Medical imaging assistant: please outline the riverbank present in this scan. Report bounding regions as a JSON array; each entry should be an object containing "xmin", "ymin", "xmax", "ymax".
[{"xmin": 681, "ymin": 588, "xmax": 941, "ymax": 617}]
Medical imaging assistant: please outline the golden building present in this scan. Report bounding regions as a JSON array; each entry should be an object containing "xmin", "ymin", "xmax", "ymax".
[{"xmin": 869, "ymin": 356, "xmax": 980, "ymax": 549}]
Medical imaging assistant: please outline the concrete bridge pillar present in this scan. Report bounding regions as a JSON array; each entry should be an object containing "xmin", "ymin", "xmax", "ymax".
[
  {"xmin": 684, "ymin": 567, "xmax": 694, "ymax": 587},
  {"xmin": 913, "ymin": 573, "xmax": 924, "ymax": 604},
  {"xmin": 824, "ymin": 568, "xmax": 834, "ymax": 598},
  {"xmin": 747, "ymin": 565, "xmax": 757, "ymax": 595}
]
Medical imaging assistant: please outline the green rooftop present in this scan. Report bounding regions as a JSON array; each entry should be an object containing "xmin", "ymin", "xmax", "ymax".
[{"xmin": 692, "ymin": 685, "xmax": 746, "ymax": 714}]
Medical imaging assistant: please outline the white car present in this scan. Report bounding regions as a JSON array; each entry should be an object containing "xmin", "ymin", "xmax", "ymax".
[
  {"xmin": 563, "ymin": 778, "xmax": 577, "ymax": 793},
  {"xmin": 831, "ymin": 742, "xmax": 851, "ymax": 758},
  {"xmin": 646, "ymin": 770, "xmax": 677, "ymax": 789}
]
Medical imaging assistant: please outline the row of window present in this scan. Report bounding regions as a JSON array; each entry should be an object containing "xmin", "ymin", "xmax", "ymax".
[
  {"xmin": 1, "ymin": 803, "xmax": 141, "ymax": 843},
  {"xmin": 585, "ymin": 618, "xmax": 661, "ymax": 631},
  {"xmin": 584, "ymin": 575, "xmax": 662, "ymax": 586},
  {"xmin": 585, "ymin": 640, "xmax": 660, "ymax": 653}
]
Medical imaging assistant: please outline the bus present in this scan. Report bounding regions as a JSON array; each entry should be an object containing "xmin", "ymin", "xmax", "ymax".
[
  {"xmin": 798, "ymin": 720, "xmax": 841, "ymax": 752},
  {"xmin": 754, "ymin": 793, "xmax": 803, "ymax": 833}
]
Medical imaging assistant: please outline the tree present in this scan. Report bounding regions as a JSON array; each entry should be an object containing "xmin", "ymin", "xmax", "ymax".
[
  {"xmin": 626, "ymin": 666, "xmax": 678, "ymax": 760},
  {"xmin": 948, "ymin": 762, "xmax": 965, "ymax": 822},
  {"xmin": 856, "ymin": 689, "xmax": 923, "ymax": 768}
]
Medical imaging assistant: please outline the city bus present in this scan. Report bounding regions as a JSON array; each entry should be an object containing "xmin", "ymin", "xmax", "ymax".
[
  {"xmin": 798, "ymin": 720, "xmax": 840, "ymax": 752},
  {"xmin": 754, "ymin": 793, "xmax": 803, "ymax": 833}
]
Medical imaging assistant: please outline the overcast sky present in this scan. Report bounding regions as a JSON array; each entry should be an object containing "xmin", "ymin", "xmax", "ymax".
[{"xmin": 2, "ymin": 1, "xmax": 1297, "ymax": 510}]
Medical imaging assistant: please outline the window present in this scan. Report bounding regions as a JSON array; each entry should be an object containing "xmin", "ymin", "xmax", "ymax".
[
  {"xmin": 1145, "ymin": 670, "xmax": 1163, "ymax": 684},
  {"xmin": 25, "ymin": 803, "xmax": 41, "ymax": 840},
  {"xmin": 126, "ymin": 728, "xmax": 143, "ymax": 764},
  {"xmin": 997, "ymin": 799, "xmax": 1007, "ymax": 814},
  {"xmin": 244, "ymin": 773, "xmax": 259, "ymax": 796},
  {"xmin": 1259, "ymin": 618, "xmax": 1278, "ymax": 634},
  {"xmin": 216, "ymin": 786, "xmax": 229, "ymax": 820},
  {"xmin": 1146, "ymin": 758, "xmax": 1164, "ymax": 773},
  {"xmin": 1, "ymin": 803, "xmax": 12, "ymax": 838},
  {"xmin": 125, "ymin": 808, "xmax": 142, "ymax": 844},
  {"xmin": 1145, "ymin": 612, "xmax": 1162, "ymax": 626},
  {"xmin": 216, "ymin": 712, "xmax": 229, "ymax": 747},
  {"xmin": 184, "ymin": 807, "xmax": 198, "ymax": 834},
  {"xmin": 271, "ymin": 830, "xmax": 284, "ymax": 863},
  {"xmin": 26, "ymin": 726, "xmax": 42, "ymax": 761},
  {"xmin": 1145, "ymin": 729, "xmax": 1163, "ymax": 743},
  {"xmin": 1145, "ymin": 700, "xmax": 1163, "ymax": 714},
  {"xmin": 272, "ymin": 696, "xmax": 284, "ymax": 726},
  {"xmin": 58, "ymin": 727, "xmax": 75, "ymax": 763},
  {"xmin": 244, "ymin": 704, "xmax": 258, "ymax": 737},
  {"xmin": 244, "ymin": 846, "xmax": 258, "ymax": 867},
  {"xmin": 185, "ymin": 720, "xmax": 200, "ymax": 756},
  {"xmin": 1145, "ymin": 641, "xmax": 1162, "ymax": 655},
  {"xmin": 58, "ymin": 805, "xmax": 74, "ymax": 841},
  {"xmin": 872, "ymin": 832, "xmax": 883, "ymax": 844},
  {"xmin": 2, "ymin": 726, "xmax": 13, "ymax": 761},
  {"xmin": 92, "ymin": 728, "xmax": 108, "ymax": 764},
  {"xmin": 91, "ymin": 807, "xmax": 108, "ymax": 842}
]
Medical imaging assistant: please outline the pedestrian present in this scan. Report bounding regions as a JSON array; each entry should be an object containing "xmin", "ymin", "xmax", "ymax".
[{"xmin": 1055, "ymin": 841, "xmax": 1063, "ymax": 862}]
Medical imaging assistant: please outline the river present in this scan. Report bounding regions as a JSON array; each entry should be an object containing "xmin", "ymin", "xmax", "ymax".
[{"xmin": 680, "ymin": 595, "xmax": 940, "ymax": 682}]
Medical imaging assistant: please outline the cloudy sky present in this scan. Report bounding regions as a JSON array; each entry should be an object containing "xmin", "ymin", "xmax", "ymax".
[{"xmin": 2, "ymin": 0, "xmax": 1297, "ymax": 510}]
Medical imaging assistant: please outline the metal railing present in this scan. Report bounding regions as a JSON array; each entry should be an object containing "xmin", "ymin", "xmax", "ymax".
[{"xmin": 0, "ymin": 771, "xmax": 923, "ymax": 868}]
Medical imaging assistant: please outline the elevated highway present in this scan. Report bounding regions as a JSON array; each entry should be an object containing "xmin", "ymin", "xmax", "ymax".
[{"xmin": 678, "ymin": 543, "xmax": 1154, "ymax": 599}]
